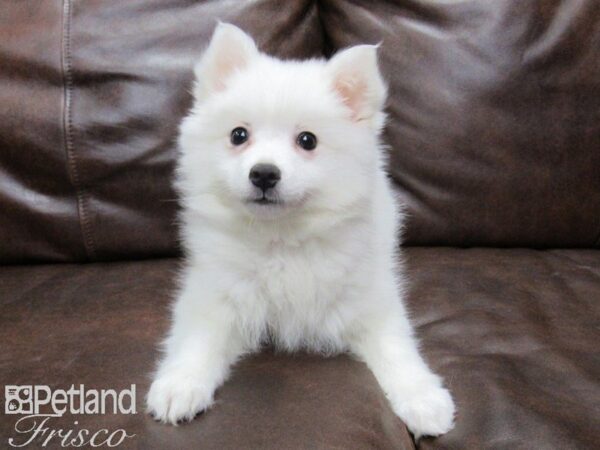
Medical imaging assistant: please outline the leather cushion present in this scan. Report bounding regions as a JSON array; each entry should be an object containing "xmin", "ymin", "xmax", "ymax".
[
  {"xmin": 321, "ymin": 0, "xmax": 600, "ymax": 247},
  {"xmin": 0, "ymin": 0, "xmax": 324, "ymax": 263},
  {"xmin": 1, "ymin": 249, "xmax": 598, "ymax": 448},
  {"xmin": 0, "ymin": 258, "xmax": 413, "ymax": 450},
  {"xmin": 1, "ymin": 0, "xmax": 599, "ymax": 261}
]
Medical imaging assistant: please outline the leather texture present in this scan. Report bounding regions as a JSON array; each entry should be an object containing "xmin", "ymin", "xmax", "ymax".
[
  {"xmin": 1, "ymin": 1, "xmax": 599, "ymax": 449},
  {"xmin": 0, "ymin": 0, "xmax": 323, "ymax": 263},
  {"xmin": 0, "ymin": 1, "xmax": 87, "ymax": 263},
  {"xmin": 1, "ymin": 1, "xmax": 599, "ymax": 262},
  {"xmin": 1, "ymin": 249, "xmax": 598, "ymax": 449},
  {"xmin": 0, "ymin": 258, "xmax": 414, "ymax": 450},
  {"xmin": 320, "ymin": 0, "xmax": 600, "ymax": 247}
]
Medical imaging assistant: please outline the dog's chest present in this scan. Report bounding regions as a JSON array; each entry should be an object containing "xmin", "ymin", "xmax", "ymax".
[
  {"xmin": 254, "ymin": 240, "xmax": 346, "ymax": 305},
  {"xmin": 225, "ymin": 237, "xmax": 364, "ymax": 349}
]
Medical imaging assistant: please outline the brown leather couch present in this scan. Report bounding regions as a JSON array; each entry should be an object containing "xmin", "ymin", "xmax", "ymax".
[{"xmin": 1, "ymin": 1, "xmax": 599, "ymax": 449}]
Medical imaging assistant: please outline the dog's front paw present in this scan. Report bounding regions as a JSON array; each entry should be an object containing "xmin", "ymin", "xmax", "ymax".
[
  {"xmin": 394, "ymin": 386, "xmax": 455, "ymax": 439},
  {"xmin": 146, "ymin": 371, "xmax": 214, "ymax": 425}
]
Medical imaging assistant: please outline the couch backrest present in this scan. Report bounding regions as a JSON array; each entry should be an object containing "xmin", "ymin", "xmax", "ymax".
[
  {"xmin": 1, "ymin": 0, "xmax": 598, "ymax": 263},
  {"xmin": 322, "ymin": 0, "xmax": 600, "ymax": 248}
]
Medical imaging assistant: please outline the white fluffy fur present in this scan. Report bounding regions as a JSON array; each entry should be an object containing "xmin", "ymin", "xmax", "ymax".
[{"xmin": 146, "ymin": 23, "xmax": 455, "ymax": 438}]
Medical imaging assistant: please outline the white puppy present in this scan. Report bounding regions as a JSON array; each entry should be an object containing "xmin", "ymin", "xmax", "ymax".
[{"xmin": 147, "ymin": 23, "xmax": 455, "ymax": 438}]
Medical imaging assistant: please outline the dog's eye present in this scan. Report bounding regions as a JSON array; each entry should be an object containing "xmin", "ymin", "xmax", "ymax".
[
  {"xmin": 297, "ymin": 132, "xmax": 317, "ymax": 151},
  {"xmin": 230, "ymin": 127, "xmax": 249, "ymax": 146}
]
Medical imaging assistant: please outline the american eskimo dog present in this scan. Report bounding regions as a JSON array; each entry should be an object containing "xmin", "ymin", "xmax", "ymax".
[{"xmin": 147, "ymin": 23, "xmax": 455, "ymax": 438}]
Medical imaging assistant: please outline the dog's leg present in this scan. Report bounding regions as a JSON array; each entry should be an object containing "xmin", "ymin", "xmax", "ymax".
[
  {"xmin": 146, "ymin": 271, "xmax": 243, "ymax": 425},
  {"xmin": 350, "ymin": 289, "xmax": 455, "ymax": 438}
]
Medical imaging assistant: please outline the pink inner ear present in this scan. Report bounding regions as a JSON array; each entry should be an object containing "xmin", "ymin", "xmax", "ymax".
[
  {"xmin": 212, "ymin": 55, "xmax": 243, "ymax": 91},
  {"xmin": 335, "ymin": 75, "xmax": 367, "ymax": 121},
  {"xmin": 212, "ymin": 59, "xmax": 236, "ymax": 91}
]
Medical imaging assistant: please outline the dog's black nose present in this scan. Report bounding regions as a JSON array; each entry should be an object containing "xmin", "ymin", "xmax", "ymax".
[{"xmin": 249, "ymin": 163, "xmax": 281, "ymax": 191}]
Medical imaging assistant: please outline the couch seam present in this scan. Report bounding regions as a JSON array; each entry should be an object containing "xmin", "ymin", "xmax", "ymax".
[
  {"xmin": 61, "ymin": 0, "xmax": 96, "ymax": 261},
  {"xmin": 315, "ymin": 0, "xmax": 334, "ymax": 58}
]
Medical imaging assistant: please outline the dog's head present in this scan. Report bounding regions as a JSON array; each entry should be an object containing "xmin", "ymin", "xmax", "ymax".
[{"xmin": 178, "ymin": 23, "xmax": 387, "ymax": 224}]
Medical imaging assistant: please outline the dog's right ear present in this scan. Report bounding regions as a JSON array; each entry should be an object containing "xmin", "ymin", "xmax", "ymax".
[{"xmin": 193, "ymin": 23, "xmax": 258, "ymax": 98}]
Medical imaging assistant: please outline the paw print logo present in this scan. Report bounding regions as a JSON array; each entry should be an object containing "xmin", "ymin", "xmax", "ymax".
[{"xmin": 5, "ymin": 386, "xmax": 33, "ymax": 414}]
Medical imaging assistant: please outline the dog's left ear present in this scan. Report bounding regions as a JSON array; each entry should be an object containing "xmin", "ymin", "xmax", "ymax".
[
  {"xmin": 327, "ymin": 45, "xmax": 387, "ymax": 123},
  {"xmin": 193, "ymin": 23, "xmax": 258, "ymax": 99}
]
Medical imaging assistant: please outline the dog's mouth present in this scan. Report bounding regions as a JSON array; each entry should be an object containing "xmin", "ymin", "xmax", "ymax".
[
  {"xmin": 248, "ymin": 194, "xmax": 282, "ymax": 206},
  {"xmin": 253, "ymin": 197, "xmax": 278, "ymax": 205}
]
